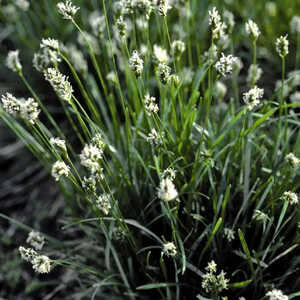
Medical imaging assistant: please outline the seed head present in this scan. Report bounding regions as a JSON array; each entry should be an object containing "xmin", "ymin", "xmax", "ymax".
[
  {"xmin": 266, "ymin": 289, "xmax": 288, "ymax": 300},
  {"xmin": 19, "ymin": 246, "xmax": 38, "ymax": 263},
  {"xmin": 1, "ymin": 93, "xmax": 20, "ymax": 116},
  {"xmin": 153, "ymin": 44, "xmax": 169, "ymax": 63},
  {"xmin": 157, "ymin": 63, "xmax": 171, "ymax": 84},
  {"xmin": 26, "ymin": 231, "xmax": 45, "ymax": 251},
  {"xmin": 80, "ymin": 144, "xmax": 103, "ymax": 174},
  {"xmin": 162, "ymin": 241, "xmax": 177, "ymax": 257},
  {"xmin": 157, "ymin": 0, "xmax": 172, "ymax": 17},
  {"xmin": 6, "ymin": 50, "xmax": 22, "ymax": 73},
  {"xmin": 281, "ymin": 191, "xmax": 298, "ymax": 205},
  {"xmin": 171, "ymin": 40, "xmax": 185, "ymax": 59},
  {"xmin": 129, "ymin": 50, "xmax": 144, "ymax": 77},
  {"xmin": 275, "ymin": 35, "xmax": 289, "ymax": 58},
  {"xmin": 95, "ymin": 193, "xmax": 112, "ymax": 215},
  {"xmin": 57, "ymin": 0, "xmax": 79, "ymax": 20},
  {"xmin": 209, "ymin": 7, "xmax": 227, "ymax": 40},
  {"xmin": 215, "ymin": 52, "xmax": 238, "ymax": 77},
  {"xmin": 285, "ymin": 153, "xmax": 300, "ymax": 168},
  {"xmin": 243, "ymin": 86, "xmax": 264, "ymax": 110},
  {"xmin": 245, "ymin": 19, "xmax": 260, "ymax": 40},
  {"xmin": 50, "ymin": 137, "xmax": 67, "ymax": 152},
  {"xmin": 32, "ymin": 255, "xmax": 51, "ymax": 274},
  {"xmin": 51, "ymin": 161, "xmax": 70, "ymax": 181},
  {"xmin": 157, "ymin": 177, "xmax": 178, "ymax": 201},
  {"xmin": 143, "ymin": 94, "xmax": 159, "ymax": 115}
]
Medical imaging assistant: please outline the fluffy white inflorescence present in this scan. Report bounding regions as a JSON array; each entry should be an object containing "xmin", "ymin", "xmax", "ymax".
[
  {"xmin": 245, "ymin": 19, "xmax": 260, "ymax": 40},
  {"xmin": 162, "ymin": 241, "xmax": 177, "ymax": 257},
  {"xmin": 6, "ymin": 50, "xmax": 22, "ymax": 73},
  {"xmin": 153, "ymin": 44, "xmax": 169, "ymax": 63},
  {"xmin": 147, "ymin": 128, "xmax": 164, "ymax": 146},
  {"xmin": 20, "ymin": 98, "xmax": 41, "ymax": 124},
  {"xmin": 208, "ymin": 7, "xmax": 227, "ymax": 40},
  {"xmin": 285, "ymin": 153, "xmax": 300, "ymax": 168},
  {"xmin": 281, "ymin": 191, "xmax": 298, "ymax": 205},
  {"xmin": 50, "ymin": 137, "xmax": 67, "ymax": 152},
  {"xmin": 143, "ymin": 94, "xmax": 159, "ymax": 115},
  {"xmin": 157, "ymin": 0, "xmax": 172, "ymax": 17},
  {"xmin": 266, "ymin": 289, "xmax": 288, "ymax": 300},
  {"xmin": 252, "ymin": 210, "xmax": 270, "ymax": 223},
  {"xmin": 51, "ymin": 161, "xmax": 70, "ymax": 181},
  {"xmin": 19, "ymin": 246, "xmax": 38, "ymax": 262},
  {"xmin": 44, "ymin": 68, "xmax": 73, "ymax": 103},
  {"xmin": 57, "ymin": 0, "xmax": 79, "ymax": 20},
  {"xmin": 95, "ymin": 193, "xmax": 112, "ymax": 215},
  {"xmin": 243, "ymin": 86, "xmax": 264, "ymax": 110},
  {"xmin": 80, "ymin": 144, "xmax": 103, "ymax": 174},
  {"xmin": 157, "ymin": 63, "xmax": 171, "ymax": 84},
  {"xmin": 32, "ymin": 255, "xmax": 51, "ymax": 274},
  {"xmin": 1, "ymin": 93, "xmax": 21, "ymax": 116},
  {"xmin": 201, "ymin": 260, "xmax": 229, "ymax": 294},
  {"xmin": 129, "ymin": 50, "xmax": 144, "ymax": 77},
  {"xmin": 275, "ymin": 35, "xmax": 289, "ymax": 57},
  {"xmin": 41, "ymin": 38, "xmax": 60, "ymax": 52},
  {"xmin": 215, "ymin": 53, "xmax": 238, "ymax": 77},
  {"xmin": 171, "ymin": 40, "xmax": 185, "ymax": 59},
  {"xmin": 26, "ymin": 231, "xmax": 45, "ymax": 251},
  {"xmin": 223, "ymin": 227, "xmax": 235, "ymax": 242},
  {"xmin": 247, "ymin": 64, "xmax": 263, "ymax": 85},
  {"xmin": 157, "ymin": 177, "xmax": 178, "ymax": 201},
  {"xmin": 290, "ymin": 16, "xmax": 300, "ymax": 34}
]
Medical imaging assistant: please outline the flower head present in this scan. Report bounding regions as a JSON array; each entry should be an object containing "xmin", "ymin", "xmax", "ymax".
[
  {"xmin": 6, "ymin": 50, "xmax": 22, "ymax": 73},
  {"xmin": 157, "ymin": 63, "xmax": 171, "ymax": 84},
  {"xmin": 223, "ymin": 228, "xmax": 235, "ymax": 242},
  {"xmin": 245, "ymin": 19, "xmax": 260, "ymax": 40},
  {"xmin": 153, "ymin": 44, "xmax": 169, "ymax": 63},
  {"xmin": 209, "ymin": 7, "xmax": 227, "ymax": 40},
  {"xmin": 162, "ymin": 241, "xmax": 177, "ymax": 257},
  {"xmin": 285, "ymin": 153, "xmax": 300, "ymax": 168},
  {"xmin": 50, "ymin": 137, "xmax": 67, "ymax": 152},
  {"xmin": 243, "ymin": 86, "xmax": 264, "ymax": 110},
  {"xmin": 51, "ymin": 161, "xmax": 70, "ymax": 181},
  {"xmin": 147, "ymin": 128, "xmax": 164, "ymax": 146},
  {"xmin": 80, "ymin": 144, "xmax": 103, "ymax": 174},
  {"xmin": 215, "ymin": 53, "xmax": 238, "ymax": 77},
  {"xmin": 41, "ymin": 38, "xmax": 60, "ymax": 52},
  {"xmin": 20, "ymin": 98, "xmax": 40, "ymax": 124},
  {"xmin": 157, "ymin": 177, "xmax": 178, "ymax": 201},
  {"xmin": 32, "ymin": 255, "xmax": 51, "ymax": 274},
  {"xmin": 95, "ymin": 193, "xmax": 112, "ymax": 215},
  {"xmin": 44, "ymin": 68, "xmax": 73, "ymax": 103},
  {"xmin": 282, "ymin": 191, "xmax": 298, "ymax": 205},
  {"xmin": 143, "ymin": 94, "xmax": 159, "ymax": 115},
  {"xmin": 129, "ymin": 50, "xmax": 144, "ymax": 77},
  {"xmin": 57, "ymin": 0, "xmax": 79, "ymax": 20},
  {"xmin": 275, "ymin": 35, "xmax": 289, "ymax": 58},
  {"xmin": 19, "ymin": 246, "xmax": 38, "ymax": 263},
  {"xmin": 266, "ymin": 289, "xmax": 288, "ymax": 300},
  {"xmin": 26, "ymin": 231, "xmax": 45, "ymax": 251},
  {"xmin": 157, "ymin": 0, "xmax": 172, "ymax": 17},
  {"xmin": 171, "ymin": 40, "xmax": 185, "ymax": 59},
  {"xmin": 1, "ymin": 93, "xmax": 21, "ymax": 116}
]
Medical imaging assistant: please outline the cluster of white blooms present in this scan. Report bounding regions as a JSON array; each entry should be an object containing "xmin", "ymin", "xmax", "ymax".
[
  {"xmin": 1, "ymin": 93, "xmax": 21, "ymax": 116},
  {"xmin": 116, "ymin": 16, "xmax": 128, "ymax": 39},
  {"xmin": 162, "ymin": 241, "xmax": 177, "ymax": 257},
  {"xmin": 19, "ymin": 97, "xmax": 41, "ymax": 124},
  {"xmin": 157, "ymin": 176, "xmax": 178, "ymax": 201},
  {"xmin": 147, "ymin": 128, "xmax": 164, "ymax": 146},
  {"xmin": 275, "ymin": 35, "xmax": 289, "ymax": 58},
  {"xmin": 266, "ymin": 289, "xmax": 288, "ymax": 300},
  {"xmin": 116, "ymin": 0, "xmax": 154, "ymax": 19},
  {"xmin": 19, "ymin": 246, "xmax": 51, "ymax": 274},
  {"xmin": 1, "ymin": 93, "xmax": 40, "ymax": 124},
  {"xmin": 290, "ymin": 16, "xmax": 300, "ymax": 34},
  {"xmin": 129, "ymin": 50, "xmax": 144, "ymax": 77},
  {"xmin": 33, "ymin": 47, "xmax": 60, "ymax": 72},
  {"xmin": 50, "ymin": 137, "xmax": 67, "ymax": 152},
  {"xmin": 51, "ymin": 160, "xmax": 70, "ymax": 181},
  {"xmin": 80, "ymin": 143, "xmax": 104, "ymax": 174},
  {"xmin": 223, "ymin": 227, "xmax": 235, "ymax": 242},
  {"xmin": 252, "ymin": 210, "xmax": 270, "ymax": 223},
  {"xmin": 162, "ymin": 167, "xmax": 176, "ymax": 180},
  {"xmin": 157, "ymin": 63, "xmax": 171, "ymax": 84},
  {"xmin": 157, "ymin": 0, "xmax": 172, "ymax": 17},
  {"xmin": 281, "ymin": 191, "xmax": 298, "ymax": 205},
  {"xmin": 245, "ymin": 19, "xmax": 261, "ymax": 40},
  {"xmin": 247, "ymin": 64, "xmax": 263, "ymax": 85},
  {"xmin": 243, "ymin": 86, "xmax": 264, "ymax": 110},
  {"xmin": 153, "ymin": 44, "xmax": 169, "ymax": 63},
  {"xmin": 171, "ymin": 40, "xmax": 185, "ymax": 59},
  {"xmin": 215, "ymin": 53, "xmax": 238, "ymax": 77},
  {"xmin": 57, "ymin": 0, "xmax": 79, "ymax": 20},
  {"xmin": 41, "ymin": 38, "xmax": 60, "ymax": 52},
  {"xmin": 201, "ymin": 260, "xmax": 229, "ymax": 294},
  {"xmin": 285, "ymin": 153, "xmax": 300, "ymax": 168},
  {"xmin": 95, "ymin": 193, "xmax": 112, "ymax": 215},
  {"xmin": 44, "ymin": 68, "xmax": 73, "ymax": 103},
  {"xmin": 143, "ymin": 94, "xmax": 159, "ymax": 115},
  {"xmin": 208, "ymin": 7, "xmax": 227, "ymax": 40},
  {"xmin": 82, "ymin": 172, "xmax": 104, "ymax": 194},
  {"xmin": 26, "ymin": 231, "xmax": 45, "ymax": 251},
  {"xmin": 15, "ymin": 0, "xmax": 30, "ymax": 11},
  {"xmin": 6, "ymin": 50, "xmax": 22, "ymax": 73}
]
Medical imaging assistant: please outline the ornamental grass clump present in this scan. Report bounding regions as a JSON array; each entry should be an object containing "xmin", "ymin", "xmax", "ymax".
[{"xmin": 0, "ymin": 0, "xmax": 299, "ymax": 299}]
